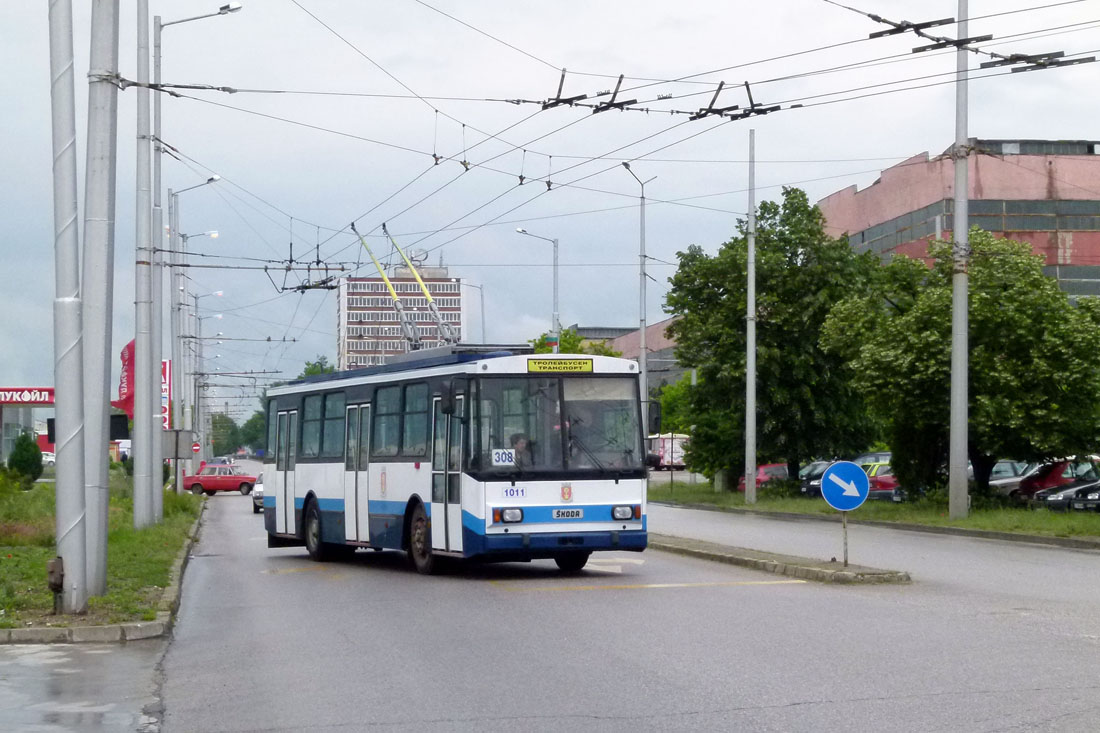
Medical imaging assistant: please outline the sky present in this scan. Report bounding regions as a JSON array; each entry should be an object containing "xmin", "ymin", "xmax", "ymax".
[{"xmin": 3, "ymin": 0, "xmax": 1099, "ymax": 421}]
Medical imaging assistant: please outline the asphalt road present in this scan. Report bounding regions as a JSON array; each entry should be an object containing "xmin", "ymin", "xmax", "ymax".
[
  {"xmin": 154, "ymin": 493, "xmax": 1100, "ymax": 732},
  {"xmin": 4, "ymin": 484, "xmax": 1099, "ymax": 732}
]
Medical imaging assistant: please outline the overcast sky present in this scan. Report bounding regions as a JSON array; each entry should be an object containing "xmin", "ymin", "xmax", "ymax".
[{"xmin": 3, "ymin": 0, "xmax": 1098, "ymax": 419}]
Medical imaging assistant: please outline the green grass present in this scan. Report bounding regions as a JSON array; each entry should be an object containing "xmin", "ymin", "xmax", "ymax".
[
  {"xmin": 0, "ymin": 469, "xmax": 201, "ymax": 628},
  {"xmin": 647, "ymin": 482, "xmax": 1100, "ymax": 540}
]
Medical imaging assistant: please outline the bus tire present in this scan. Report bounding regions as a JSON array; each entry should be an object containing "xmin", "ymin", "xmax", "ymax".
[
  {"xmin": 304, "ymin": 499, "xmax": 328, "ymax": 562},
  {"xmin": 554, "ymin": 552, "xmax": 590, "ymax": 572},
  {"xmin": 406, "ymin": 502, "xmax": 436, "ymax": 575}
]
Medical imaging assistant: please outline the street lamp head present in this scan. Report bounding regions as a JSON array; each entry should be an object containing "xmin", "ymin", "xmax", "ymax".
[
  {"xmin": 212, "ymin": 290, "xmax": 223, "ymax": 297},
  {"xmin": 218, "ymin": 3, "xmax": 242, "ymax": 15},
  {"xmin": 208, "ymin": 231, "xmax": 219, "ymax": 238},
  {"xmin": 516, "ymin": 228, "xmax": 527, "ymax": 234},
  {"xmin": 208, "ymin": 175, "xmax": 220, "ymax": 183}
]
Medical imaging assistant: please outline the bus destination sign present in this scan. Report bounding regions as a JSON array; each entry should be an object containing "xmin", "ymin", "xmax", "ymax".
[{"xmin": 527, "ymin": 358, "xmax": 594, "ymax": 373}]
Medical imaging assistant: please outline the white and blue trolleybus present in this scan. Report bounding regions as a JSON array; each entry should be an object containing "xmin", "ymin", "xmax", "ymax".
[{"xmin": 262, "ymin": 346, "xmax": 649, "ymax": 573}]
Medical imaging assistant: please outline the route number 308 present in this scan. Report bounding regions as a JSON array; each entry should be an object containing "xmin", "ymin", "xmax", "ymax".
[{"xmin": 492, "ymin": 449, "xmax": 516, "ymax": 466}]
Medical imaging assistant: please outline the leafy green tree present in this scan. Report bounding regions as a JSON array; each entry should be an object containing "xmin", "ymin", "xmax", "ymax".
[
  {"xmin": 239, "ymin": 410, "xmax": 266, "ymax": 451},
  {"xmin": 657, "ymin": 374, "xmax": 695, "ymax": 434},
  {"xmin": 210, "ymin": 413, "xmax": 241, "ymax": 457},
  {"xmin": 665, "ymin": 187, "xmax": 878, "ymax": 479},
  {"xmin": 822, "ymin": 230, "xmax": 1100, "ymax": 493},
  {"xmin": 529, "ymin": 327, "xmax": 621, "ymax": 356},
  {"xmin": 7, "ymin": 432, "xmax": 43, "ymax": 483},
  {"xmin": 297, "ymin": 355, "xmax": 335, "ymax": 379}
]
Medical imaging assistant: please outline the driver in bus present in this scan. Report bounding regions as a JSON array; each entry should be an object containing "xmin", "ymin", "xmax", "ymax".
[{"xmin": 510, "ymin": 433, "xmax": 535, "ymax": 469}]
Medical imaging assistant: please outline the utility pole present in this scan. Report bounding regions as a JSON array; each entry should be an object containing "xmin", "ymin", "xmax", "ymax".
[
  {"xmin": 745, "ymin": 130, "xmax": 758, "ymax": 505},
  {"xmin": 133, "ymin": 0, "xmax": 154, "ymax": 529},
  {"xmin": 48, "ymin": 0, "xmax": 88, "ymax": 613},
  {"xmin": 150, "ymin": 14, "xmax": 165, "ymax": 520},
  {"xmin": 82, "ymin": 0, "xmax": 120, "ymax": 596},
  {"xmin": 622, "ymin": 163, "xmax": 656, "ymax": 430},
  {"xmin": 949, "ymin": 0, "xmax": 970, "ymax": 519}
]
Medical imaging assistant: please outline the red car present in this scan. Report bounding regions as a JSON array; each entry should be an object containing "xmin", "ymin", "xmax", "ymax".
[
  {"xmin": 737, "ymin": 463, "xmax": 788, "ymax": 492},
  {"xmin": 1012, "ymin": 458, "xmax": 1099, "ymax": 502},
  {"xmin": 183, "ymin": 465, "xmax": 257, "ymax": 496}
]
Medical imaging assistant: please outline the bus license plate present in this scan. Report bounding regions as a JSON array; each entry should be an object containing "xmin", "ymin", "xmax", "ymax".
[{"xmin": 553, "ymin": 508, "xmax": 583, "ymax": 519}]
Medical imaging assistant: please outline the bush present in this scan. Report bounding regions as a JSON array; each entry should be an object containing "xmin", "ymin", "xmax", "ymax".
[
  {"xmin": 759, "ymin": 478, "xmax": 803, "ymax": 500},
  {"xmin": 7, "ymin": 433, "xmax": 43, "ymax": 483}
]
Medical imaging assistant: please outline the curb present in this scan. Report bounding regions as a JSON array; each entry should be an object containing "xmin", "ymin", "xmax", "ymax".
[
  {"xmin": 1, "ymin": 499, "xmax": 206, "ymax": 645},
  {"xmin": 649, "ymin": 533, "xmax": 911, "ymax": 584},
  {"xmin": 651, "ymin": 501, "xmax": 1100, "ymax": 551}
]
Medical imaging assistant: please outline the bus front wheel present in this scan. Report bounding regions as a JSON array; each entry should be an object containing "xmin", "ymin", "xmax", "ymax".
[
  {"xmin": 555, "ymin": 552, "xmax": 590, "ymax": 572},
  {"xmin": 407, "ymin": 503, "xmax": 436, "ymax": 575}
]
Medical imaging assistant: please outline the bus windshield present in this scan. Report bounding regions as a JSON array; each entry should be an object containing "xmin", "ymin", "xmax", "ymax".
[{"xmin": 471, "ymin": 375, "xmax": 642, "ymax": 475}]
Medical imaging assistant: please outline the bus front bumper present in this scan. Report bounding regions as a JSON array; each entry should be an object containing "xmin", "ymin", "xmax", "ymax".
[{"xmin": 462, "ymin": 528, "xmax": 647, "ymax": 560}]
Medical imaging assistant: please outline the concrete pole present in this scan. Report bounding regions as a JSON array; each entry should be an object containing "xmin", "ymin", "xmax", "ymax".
[
  {"xmin": 638, "ymin": 194, "xmax": 648, "ymax": 430},
  {"xmin": 745, "ymin": 130, "xmax": 758, "ymax": 505},
  {"xmin": 82, "ymin": 0, "xmax": 120, "ymax": 596},
  {"xmin": 949, "ymin": 0, "xmax": 970, "ymax": 519},
  {"xmin": 133, "ymin": 0, "xmax": 154, "ymax": 529},
  {"xmin": 479, "ymin": 284, "xmax": 486, "ymax": 344},
  {"xmin": 552, "ymin": 239, "xmax": 560, "ymax": 354},
  {"xmin": 48, "ymin": 0, "xmax": 88, "ymax": 613},
  {"xmin": 151, "ymin": 210, "xmax": 164, "ymax": 516}
]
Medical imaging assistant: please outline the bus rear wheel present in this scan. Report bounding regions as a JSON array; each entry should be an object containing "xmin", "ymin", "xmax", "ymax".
[
  {"xmin": 555, "ymin": 552, "xmax": 590, "ymax": 572},
  {"xmin": 304, "ymin": 500, "xmax": 328, "ymax": 562},
  {"xmin": 407, "ymin": 503, "xmax": 436, "ymax": 575}
]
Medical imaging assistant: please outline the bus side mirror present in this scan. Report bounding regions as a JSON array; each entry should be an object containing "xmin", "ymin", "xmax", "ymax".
[
  {"xmin": 440, "ymin": 377, "xmax": 467, "ymax": 418},
  {"xmin": 647, "ymin": 400, "xmax": 662, "ymax": 435}
]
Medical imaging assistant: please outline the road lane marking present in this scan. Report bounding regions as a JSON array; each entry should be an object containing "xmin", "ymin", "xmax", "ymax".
[
  {"xmin": 262, "ymin": 565, "xmax": 336, "ymax": 575},
  {"xmin": 489, "ymin": 579, "xmax": 806, "ymax": 592}
]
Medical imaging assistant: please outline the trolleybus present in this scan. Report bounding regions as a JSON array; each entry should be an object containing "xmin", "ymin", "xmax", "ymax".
[{"xmin": 262, "ymin": 346, "xmax": 650, "ymax": 573}]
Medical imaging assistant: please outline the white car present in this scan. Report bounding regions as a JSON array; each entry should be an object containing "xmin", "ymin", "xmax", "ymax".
[
  {"xmin": 41, "ymin": 451, "xmax": 55, "ymax": 466},
  {"xmin": 251, "ymin": 473, "xmax": 264, "ymax": 514}
]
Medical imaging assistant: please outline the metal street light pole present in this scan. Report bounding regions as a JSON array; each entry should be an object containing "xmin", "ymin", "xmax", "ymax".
[
  {"xmin": 82, "ymin": 0, "xmax": 120, "ymax": 597},
  {"xmin": 461, "ymin": 281, "xmax": 486, "ymax": 343},
  {"xmin": 949, "ymin": 0, "xmax": 970, "ymax": 519},
  {"xmin": 48, "ymin": 0, "xmax": 88, "ymax": 612},
  {"xmin": 622, "ymin": 163, "xmax": 656, "ymax": 431},
  {"xmin": 515, "ymin": 228, "xmax": 559, "ymax": 353},
  {"xmin": 133, "ymin": 0, "xmax": 154, "ymax": 529}
]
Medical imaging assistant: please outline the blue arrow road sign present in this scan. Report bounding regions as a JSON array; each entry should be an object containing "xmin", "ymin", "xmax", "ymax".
[{"xmin": 820, "ymin": 461, "xmax": 870, "ymax": 512}]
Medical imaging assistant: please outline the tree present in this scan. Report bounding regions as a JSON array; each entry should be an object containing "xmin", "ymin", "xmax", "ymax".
[
  {"xmin": 822, "ymin": 230, "xmax": 1100, "ymax": 493},
  {"xmin": 664, "ymin": 187, "xmax": 879, "ymax": 479},
  {"xmin": 210, "ymin": 413, "xmax": 241, "ymax": 457},
  {"xmin": 528, "ymin": 327, "xmax": 621, "ymax": 356},
  {"xmin": 239, "ymin": 410, "xmax": 266, "ymax": 451},
  {"xmin": 297, "ymin": 355, "xmax": 335, "ymax": 379},
  {"xmin": 7, "ymin": 432, "xmax": 43, "ymax": 483},
  {"xmin": 656, "ymin": 374, "xmax": 694, "ymax": 434}
]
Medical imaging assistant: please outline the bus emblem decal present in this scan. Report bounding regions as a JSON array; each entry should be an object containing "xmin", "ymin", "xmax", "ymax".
[{"xmin": 561, "ymin": 484, "xmax": 573, "ymax": 502}]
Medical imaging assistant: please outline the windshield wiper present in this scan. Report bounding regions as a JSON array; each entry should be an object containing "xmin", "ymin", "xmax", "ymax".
[{"xmin": 568, "ymin": 434, "xmax": 605, "ymax": 471}]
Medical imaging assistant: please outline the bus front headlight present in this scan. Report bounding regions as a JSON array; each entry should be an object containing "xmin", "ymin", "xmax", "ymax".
[
  {"xmin": 501, "ymin": 508, "xmax": 524, "ymax": 523},
  {"xmin": 612, "ymin": 506, "xmax": 634, "ymax": 520}
]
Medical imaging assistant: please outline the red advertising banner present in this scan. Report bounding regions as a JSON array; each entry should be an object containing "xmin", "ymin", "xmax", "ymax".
[{"xmin": 110, "ymin": 339, "xmax": 136, "ymax": 419}]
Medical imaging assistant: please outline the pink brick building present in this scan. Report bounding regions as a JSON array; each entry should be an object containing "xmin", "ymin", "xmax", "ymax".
[{"xmin": 817, "ymin": 139, "xmax": 1100, "ymax": 299}]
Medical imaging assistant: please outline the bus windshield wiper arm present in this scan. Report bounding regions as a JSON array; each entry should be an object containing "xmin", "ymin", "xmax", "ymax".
[{"xmin": 569, "ymin": 435, "xmax": 605, "ymax": 471}]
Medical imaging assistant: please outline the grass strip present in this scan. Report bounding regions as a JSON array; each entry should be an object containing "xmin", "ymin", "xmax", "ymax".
[
  {"xmin": 648, "ymin": 482, "xmax": 1100, "ymax": 540},
  {"xmin": 0, "ymin": 468, "xmax": 201, "ymax": 628}
]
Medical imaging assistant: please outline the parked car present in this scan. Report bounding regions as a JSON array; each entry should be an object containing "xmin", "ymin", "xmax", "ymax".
[
  {"xmin": 207, "ymin": 456, "xmax": 232, "ymax": 466},
  {"xmin": 1070, "ymin": 484, "xmax": 1100, "ymax": 512},
  {"xmin": 182, "ymin": 465, "xmax": 257, "ymax": 496},
  {"xmin": 251, "ymin": 473, "xmax": 264, "ymax": 514},
  {"xmin": 41, "ymin": 451, "xmax": 55, "ymax": 466},
  {"xmin": 862, "ymin": 462, "xmax": 899, "ymax": 501},
  {"xmin": 988, "ymin": 460, "xmax": 1038, "ymax": 495},
  {"xmin": 738, "ymin": 463, "xmax": 788, "ymax": 492},
  {"xmin": 1012, "ymin": 458, "xmax": 1100, "ymax": 502},
  {"xmin": 1033, "ymin": 479, "xmax": 1099, "ymax": 511},
  {"xmin": 853, "ymin": 451, "xmax": 891, "ymax": 465},
  {"xmin": 799, "ymin": 460, "xmax": 831, "ymax": 497}
]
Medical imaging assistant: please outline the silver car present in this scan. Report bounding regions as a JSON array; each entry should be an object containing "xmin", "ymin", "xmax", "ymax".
[{"xmin": 251, "ymin": 473, "xmax": 264, "ymax": 514}]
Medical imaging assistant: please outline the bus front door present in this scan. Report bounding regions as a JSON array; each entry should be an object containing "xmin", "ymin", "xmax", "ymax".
[{"xmin": 430, "ymin": 397, "xmax": 464, "ymax": 552}]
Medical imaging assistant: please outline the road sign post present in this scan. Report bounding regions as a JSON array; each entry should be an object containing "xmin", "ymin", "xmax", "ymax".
[{"xmin": 820, "ymin": 461, "xmax": 870, "ymax": 567}]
